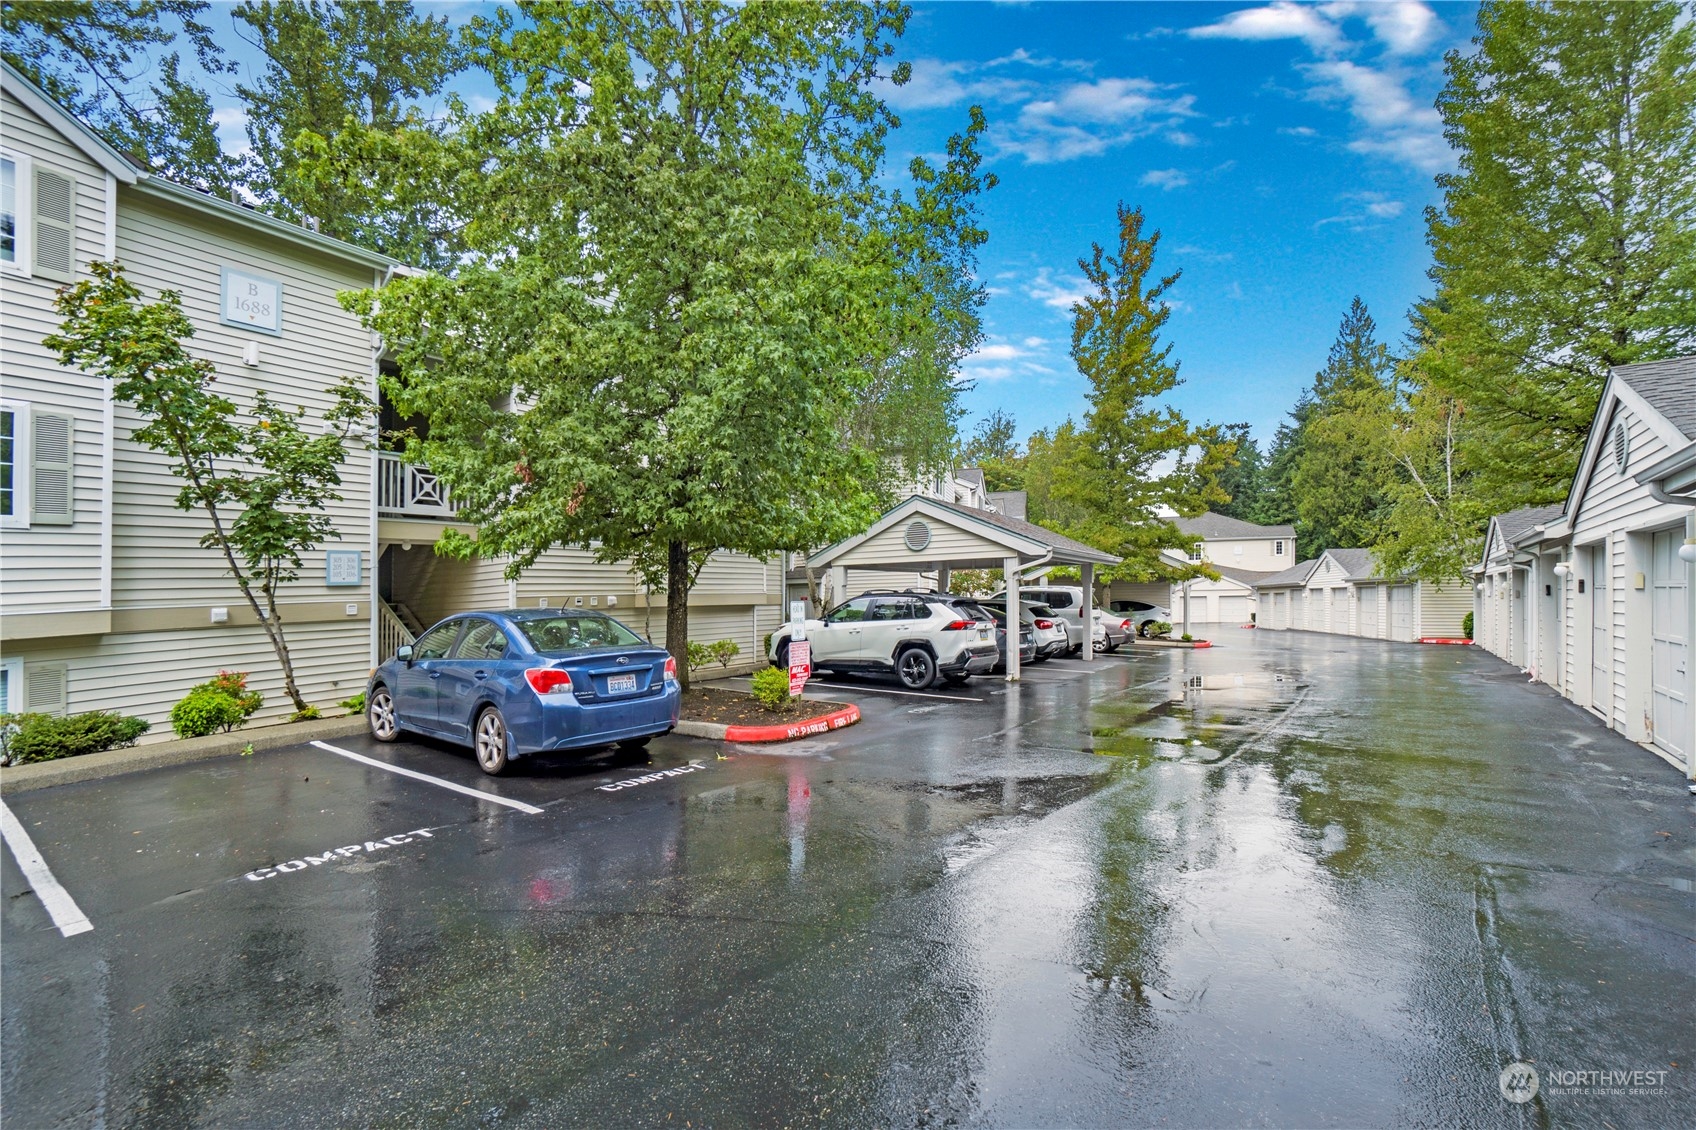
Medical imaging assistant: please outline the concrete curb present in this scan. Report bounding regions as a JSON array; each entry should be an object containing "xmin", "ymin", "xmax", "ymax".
[
  {"xmin": 1133, "ymin": 638, "xmax": 1213, "ymax": 649},
  {"xmin": 673, "ymin": 703, "xmax": 863, "ymax": 744},
  {"xmin": 1, "ymin": 716, "xmax": 368, "ymax": 795},
  {"xmin": 673, "ymin": 719, "xmax": 730, "ymax": 741}
]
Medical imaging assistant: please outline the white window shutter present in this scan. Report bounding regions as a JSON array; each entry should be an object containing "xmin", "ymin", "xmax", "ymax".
[
  {"xmin": 24, "ymin": 665, "xmax": 68, "ymax": 717},
  {"xmin": 30, "ymin": 410, "xmax": 73, "ymax": 524},
  {"xmin": 33, "ymin": 167, "xmax": 75, "ymax": 282}
]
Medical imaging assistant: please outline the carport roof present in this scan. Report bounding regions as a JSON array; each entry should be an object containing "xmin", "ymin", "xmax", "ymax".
[
  {"xmin": 1253, "ymin": 558, "xmax": 1320, "ymax": 589},
  {"xmin": 807, "ymin": 494, "xmax": 1120, "ymax": 572}
]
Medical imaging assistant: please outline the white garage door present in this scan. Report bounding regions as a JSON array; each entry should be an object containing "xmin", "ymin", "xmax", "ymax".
[
  {"xmin": 1388, "ymin": 585, "xmax": 1415, "ymax": 641},
  {"xmin": 1358, "ymin": 586, "xmax": 1378, "ymax": 638},
  {"xmin": 1651, "ymin": 528, "xmax": 1689, "ymax": 768},
  {"xmin": 1216, "ymin": 595, "xmax": 1251, "ymax": 623}
]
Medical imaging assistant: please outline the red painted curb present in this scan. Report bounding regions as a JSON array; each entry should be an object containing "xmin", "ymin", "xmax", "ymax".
[
  {"xmin": 1193, "ymin": 640, "xmax": 1214, "ymax": 648},
  {"xmin": 723, "ymin": 703, "xmax": 862, "ymax": 743},
  {"xmin": 1418, "ymin": 638, "xmax": 1473, "ymax": 645}
]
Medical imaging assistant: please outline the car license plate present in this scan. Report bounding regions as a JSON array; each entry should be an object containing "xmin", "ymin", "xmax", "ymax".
[
  {"xmin": 977, "ymin": 627, "xmax": 990, "ymax": 640},
  {"xmin": 607, "ymin": 673, "xmax": 638, "ymax": 694}
]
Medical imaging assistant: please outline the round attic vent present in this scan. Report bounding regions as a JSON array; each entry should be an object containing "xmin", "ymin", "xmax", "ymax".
[
  {"xmin": 1612, "ymin": 421, "xmax": 1628, "ymax": 473},
  {"xmin": 904, "ymin": 519, "xmax": 932, "ymax": 552}
]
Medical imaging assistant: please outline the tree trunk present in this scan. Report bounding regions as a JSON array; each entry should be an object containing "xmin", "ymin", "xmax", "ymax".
[{"xmin": 666, "ymin": 538, "xmax": 691, "ymax": 692}]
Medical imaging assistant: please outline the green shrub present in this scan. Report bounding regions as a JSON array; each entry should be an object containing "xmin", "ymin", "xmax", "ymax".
[
  {"xmin": 762, "ymin": 632, "xmax": 774, "ymax": 659},
  {"xmin": 749, "ymin": 666, "xmax": 793, "ymax": 712},
  {"xmin": 339, "ymin": 692, "xmax": 366, "ymax": 716},
  {"xmin": 1180, "ymin": 633, "xmax": 1194, "ymax": 642},
  {"xmin": 0, "ymin": 711, "xmax": 151, "ymax": 765},
  {"xmin": 290, "ymin": 705, "xmax": 322, "ymax": 722},
  {"xmin": 686, "ymin": 639, "xmax": 713, "ymax": 673},
  {"xmin": 707, "ymin": 639, "xmax": 740, "ymax": 668},
  {"xmin": 1462, "ymin": 611, "xmax": 1474, "ymax": 639},
  {"xmin": 1149, "ymin": 621, "xmax": 1173, "ymax": 638},
  {"xmin": 202, "ymin": 671, "xmax": 263, "ymax": 718},
  {"xmin": 171, "ymin": 689, "xmax": 248, "ymax": 738}
]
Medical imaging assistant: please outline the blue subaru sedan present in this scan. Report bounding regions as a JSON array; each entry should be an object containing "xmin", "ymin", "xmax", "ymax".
[{"xmin": 366, "ymin": 610, "xmax": 681, "ymax": 775}]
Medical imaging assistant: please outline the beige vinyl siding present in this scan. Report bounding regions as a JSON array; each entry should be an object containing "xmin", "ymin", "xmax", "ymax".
[
  {"xmin": 394, "ymin": 552, "xmax": 510, "ymax": 630},
  {"xmin": 109, "ymin": 192, "xmax": 375, "ymax": 611},
  {"xmin": 14, "ymin": 619, "xmax": 369, "ymax": 741},
  {"xmin": 844, "ymin": 567, "xmax": 931, "ymax": 595},
  {"xmin": 1418, "ymin": 582, "xmax": 1472, "ymax": 638},
  {"xmin": 849, "ymin": 517, "xmax": 1013, "ymax": 565},
  {"xmin": 0, "ymin": 90, "xmax": 111, "ymax": 610}
]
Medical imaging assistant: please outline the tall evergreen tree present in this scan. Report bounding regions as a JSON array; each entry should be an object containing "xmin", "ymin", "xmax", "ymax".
[
  {"xmin": 233, "ymin": 0, "xmax": 469, "ymax": 265},
  {"xmin": 1419, "ymin": 0, "xmax": 1696, "ymax": 510},
  {"xmin": 1289, "ymin": 298, "xmax": 1397, "ymax": 552},
  {"xmin": 1, "ymin": 1, "xmax": 236, "ymax": 192},
  {"xmin": 1050, "ymin": 203, "xmax": 1228, "ymax": 579},
  {"xmin": 1211, "ymin": 422, "xmax": 1271, "ymax": 524}
]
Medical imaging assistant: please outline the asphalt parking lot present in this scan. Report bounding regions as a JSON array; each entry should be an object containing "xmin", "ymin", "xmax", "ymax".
[{"xmin": 4, "ymin": 631, "xmax": 1693, "ymax": 1128}]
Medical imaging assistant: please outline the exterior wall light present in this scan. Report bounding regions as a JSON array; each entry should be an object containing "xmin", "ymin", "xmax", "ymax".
[
  {"xmin": 1679, "ymin": 538, "xmax": 1696, "ymax": 564},
  {"xmin": 1553, "ymin": 561, "xmax": 1571, "ymax": 577}
]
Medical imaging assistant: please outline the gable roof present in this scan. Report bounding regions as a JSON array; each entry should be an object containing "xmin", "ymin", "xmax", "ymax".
[
  {"xmin": 925, "ymin": 496, "xmax": 1118, "ymax": 565},
  {"xmin": 808, "ymin": 494, "xmax": 1119, "ymax": 571},
  {"xmin": 1615, "ymin": 356, "xmax": 1696, "ymax": 441},
  {"xmin": 956, "ymin": 467, "xmax": 987, "ymax": 491},
  {"xmin": 1480, "ymin": 503, "xmax": 1566, "ymax": 567},
  {"xmin": 1211, "ymin": 564, "xmax": 1283, "ymax": 586},
  {"xmin": 1173, "ymin": 511, "xmax": 1296, "ymax": 540},
  {"xmin": 1321, "ymin": 547, "xmax": 1379, "ymax": 580},
  {"xmin": 1564, "ymin": 362, "xmax": 1695, "ymax": 520},
  {"xmin": 2, "ymin": 59, "xmax": 399, "ymax": 272},
  {"xmin": 1254, "ymin": 558, "xmax": 1320, "ymax": 589}
]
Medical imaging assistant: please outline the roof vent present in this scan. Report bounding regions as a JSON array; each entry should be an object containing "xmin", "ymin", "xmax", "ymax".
[
  {"xmin": 904, "ymin": 519, "xmax": 932, "ymax": 552},
  {"xmin": 1612, "ymin": 421, "xmax": 1628, "ymax": 473}
]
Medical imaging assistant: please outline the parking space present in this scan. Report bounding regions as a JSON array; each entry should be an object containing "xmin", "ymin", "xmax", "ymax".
[{"xmin": 5, "ymin": 631, "xmax": 1691, "ymax": 1127}]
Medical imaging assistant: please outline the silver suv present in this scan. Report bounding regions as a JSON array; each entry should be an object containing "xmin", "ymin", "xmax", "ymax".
[
  {"xmin": 992, "ymin": 585, "xmax": 1090, "ymax": 654},
  {"xmin": 768, "ymin": 591, "xmax": 999, "ymax": 689}
]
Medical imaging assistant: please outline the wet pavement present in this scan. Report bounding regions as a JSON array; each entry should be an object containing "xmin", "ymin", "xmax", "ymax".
[{"xmin": 3, "ymin": 630, "xmax": 1693, "ymax": 1128}]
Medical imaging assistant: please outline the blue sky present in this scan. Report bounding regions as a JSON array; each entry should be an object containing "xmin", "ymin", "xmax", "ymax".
[{"xmin": 194, "ymin": 1, "xmax": 1479, "ymax": 450}]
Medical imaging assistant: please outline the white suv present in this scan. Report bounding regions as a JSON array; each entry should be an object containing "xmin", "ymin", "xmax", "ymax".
[
  {"xmin": 992, "ymin": 585, "xmax": 1091, "ymax": 654},
  {"xmin": 768, "ymin": 591, "xmax": 999, "ymax": 689}
]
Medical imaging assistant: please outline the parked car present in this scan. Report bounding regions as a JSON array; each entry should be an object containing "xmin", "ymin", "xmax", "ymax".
[
  {"xmin": 767, "ymin": 590, "xmax": 999, "ymax": 689},
  {"xmin": 981, "ymin": 604, "xmax": 1038, "ymax": 671},
  {"xmin": 978, "ymin": 599, "xmax": 1069, "ymax": 662},
  {"xmin": 990, "ymin": 585, "xmax": 1100, "ymax": 655},
  {"xmin": 1093, "ymin": 610, "xmax": 1133, "ymax": 653},
  {"xmin": 1109, "ymin": 599, "xmax": 1172, "ymax": 637},
  {"xmin": 366, "ymin": 610, "xmax": 681, "ymax": 775}
]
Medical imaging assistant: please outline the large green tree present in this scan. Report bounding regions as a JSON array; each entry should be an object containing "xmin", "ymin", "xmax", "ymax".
[
  {"xmin": 342, "ymin": 1, "xmax": 989, "ymax": 688},
  {"xmin": 1289, "ymin": 297, "xmax": 1397, "ymax": 552},
  {"xmin": 1, "ymin": 0, "xmax": 236, "ymax": 192},
  {"xmin": 1420, "ymin": 0, "xmax": 1696, "ymax": 510},
  {"xmin": 1048, "ymin": 204, "xmax": 1228, "ymax": 580},
  {"xmin": 232, "ymin": 0, "xmax": 469, "ymax": 266}
]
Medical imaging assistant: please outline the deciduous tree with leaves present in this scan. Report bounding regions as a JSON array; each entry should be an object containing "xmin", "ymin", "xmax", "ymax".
[
  {"xmin": 341, "ymin": 1, "xmax": 991, "ymax": 689},
  {"xmin": 47, "ymin": 262, "xmax": 374, "ymax": 713}
]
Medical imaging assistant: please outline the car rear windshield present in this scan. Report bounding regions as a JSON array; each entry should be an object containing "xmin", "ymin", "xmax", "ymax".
[
  {"xmin": 519, "ymin": 614, "xmax": 646, "ymax": 652},
  {"xmin": 948, "ymin": 601, "xmax": 991, "ymax": 621}
]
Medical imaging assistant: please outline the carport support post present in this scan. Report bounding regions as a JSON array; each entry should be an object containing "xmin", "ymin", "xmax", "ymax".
[
  {"xmin": 937, "ymin": 566, "xmax": 950, "ymax": 594},
  {"xmin": 1081, "ymin": 562, "xmax": 1095, "ymax": 663},
  {"xmin": 1004, "ymin": 555, "xmax": 1021, "ymax": 681}
]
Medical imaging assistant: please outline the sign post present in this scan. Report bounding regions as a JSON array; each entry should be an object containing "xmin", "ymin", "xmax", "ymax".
[{"xmin": 787, "ymin": 600, "xmax": 810, "ymax": 696}]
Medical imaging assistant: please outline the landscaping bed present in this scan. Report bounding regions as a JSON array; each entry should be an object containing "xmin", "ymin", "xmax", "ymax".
[{"xmin": 680, "ymin": 686, "xmax": 850, "ymax": 728}]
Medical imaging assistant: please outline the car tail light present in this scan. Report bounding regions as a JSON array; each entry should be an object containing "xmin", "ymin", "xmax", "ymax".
[
  {"xmin": 942, "ymin": 619, "xmax": 974, "ymax": 630},
  {"xmin": 525, "ymin": 668, "xmax": 573, "ymax": 695},
  {"xmin": 1121, "ymin": 619, "xmax": 1134, "ymax": 631},
  {"xmin": 1034, "ymin": 618, "xmax": 1054, "ymax": 630},
  {"xmin": 664, "ymin": 656, "xmax": 678, "ymax": 682}
]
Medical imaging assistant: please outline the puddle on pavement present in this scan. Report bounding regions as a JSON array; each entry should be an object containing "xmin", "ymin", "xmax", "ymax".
[{"xmin": 1088, "ymin": 671, "xmax": 1306, "ymax": 764}]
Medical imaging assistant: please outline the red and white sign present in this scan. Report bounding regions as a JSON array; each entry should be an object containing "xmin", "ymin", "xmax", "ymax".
[{"xmin": 788, "ymin": 640, "xmax": 811, "ymax": 696}]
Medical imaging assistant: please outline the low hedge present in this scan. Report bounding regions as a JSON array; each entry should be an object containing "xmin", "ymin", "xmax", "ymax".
[{"xmin": 1, "ymin": 710, "xmax": 151, "ymax": 765}]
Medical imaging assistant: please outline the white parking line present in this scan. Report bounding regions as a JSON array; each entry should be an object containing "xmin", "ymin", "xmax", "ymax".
[
  {"xmin": 0, "ymin": 799, "xmax": 93, "ymax": 937},
  {"xmin": 309, "ymin": 741, "xmax": 545, "ymax": 815}
]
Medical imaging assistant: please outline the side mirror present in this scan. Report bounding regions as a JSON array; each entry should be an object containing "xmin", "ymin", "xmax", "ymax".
[{"xmin": 396, "ymin": 645, "xmax": 414, "ymax": 664}]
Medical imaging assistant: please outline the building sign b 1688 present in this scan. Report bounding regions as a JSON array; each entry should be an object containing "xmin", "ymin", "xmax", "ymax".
[{"xmin": 221, "ymin": 267, "xmax": 282, "ymax": 335}]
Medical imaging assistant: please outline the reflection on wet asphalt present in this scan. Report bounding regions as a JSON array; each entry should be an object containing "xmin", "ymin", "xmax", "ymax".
[{"xmin": 4, "ymin": 630, "xmax": 1693, "ymax": 1127}]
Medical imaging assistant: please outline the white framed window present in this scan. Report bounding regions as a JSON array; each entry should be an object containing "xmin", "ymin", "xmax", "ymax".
[
  {"xmin": 1274, "ymin": 539, "xmax": 1286, "ymax": 556},
  {"xmin": 0, "ymin": 658, "xmax": 21, "ymax": 714},
  {"xmin": 1187, "ymin": 547, "xmax": 1203, "ymax": 563},
  {"xmin": 0, "ymin": 399, "xmax": 28, "ymax": 529},
  {"xmin": 0, "ymin": 150, "xmax": 29, "ymax": 275}
]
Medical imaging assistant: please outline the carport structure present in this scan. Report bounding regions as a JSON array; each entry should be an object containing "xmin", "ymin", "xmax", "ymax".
[{"xmin": 806, "ymin": 495, "xmax": 1120, "ymax": 680}]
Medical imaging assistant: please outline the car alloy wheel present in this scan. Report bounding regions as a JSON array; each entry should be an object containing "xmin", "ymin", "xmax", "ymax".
[
  {"xmin": 368, "ymin": 687, "xmax": 399, "ymax": 742},
  {"xmin": 474, "ymin": 706, "xmax": 510, "ymax": 776},
  {"xmin": 897, "ymin": 648, "xmax": 936, "ymax": 689}
]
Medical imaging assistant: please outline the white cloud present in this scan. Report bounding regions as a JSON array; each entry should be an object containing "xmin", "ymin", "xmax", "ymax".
[
  {"xmin": 999, "ymin": 77, "xmax": 1198, "ymax": 163},
  {"xmin": 972, "ymin": 343, "xmax": 1027, "ymax": 361},
  {"xmin": 1021, "ymin": 336, "xmax": 1048, "ymax": 348},
  {"xmin": 1300, "ymin": 59, "xmax": 1447, "ymax": 171},
  {"xmin": 1140, "ymin": 168, "xmax": 1190, "ymax": 190},
  {"xmin": 1341, "ymin": 0, "xmax": 1441, "ymax": 54},
  {"xmin": 1166, "ymin": 129, "xmax": 1200, "ymax": 147},
  {"xmin": 1314, "ymin": 191, "xmax": 1406, "ymax": 230},
  {"xmin": 1189, "ymin": 2, "xmax": 1345, "ymax": 53},
  {"xmin": 1025, "ymin": 267, "xmax": 1093, "ymax": 311},
  {"xmin": 1171, "ymin": 243, "xmax": 1235, "ymax": 264},
  {"xmin": 1279, "ymin": 124, "xmax": 1319, "ymax": 137}
]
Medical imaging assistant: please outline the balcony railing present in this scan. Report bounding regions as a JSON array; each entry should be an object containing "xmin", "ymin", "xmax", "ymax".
[{"xmin": 377, "ymin": 451, "xmax": 460, "ymax": 518}]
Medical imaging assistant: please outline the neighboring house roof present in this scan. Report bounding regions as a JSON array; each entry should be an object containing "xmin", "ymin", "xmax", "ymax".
[
  {"xmin": 957, "ymin": 467, "xmax": 987, "ymax": 491},
  {"xmin": 1254, "ymin": 559, "xmax": 1320, "ymax": 589},
  {"xmin": 1480, "ymin": 504, "xmax": 1567, "ymax": 567},
  {"xmin": 1614, "ymin": 355, "xmax": 1696, "ymax": 441},
  {"xmin": 2, "ymin": 59, "xmax": 399, "ymax": 272},
  {"xmin": 1173, "ymin": 511, "xmax": 1296, "ymax": 539},
  {"xmin": 1206, "ymin": 564, "xmax": 1283, "ymax": 587}
]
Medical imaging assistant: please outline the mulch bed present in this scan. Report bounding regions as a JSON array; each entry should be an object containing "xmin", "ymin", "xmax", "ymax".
[{"xmin": 680, "ymin": 686, "xmax": 851, "ymax": 728}]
